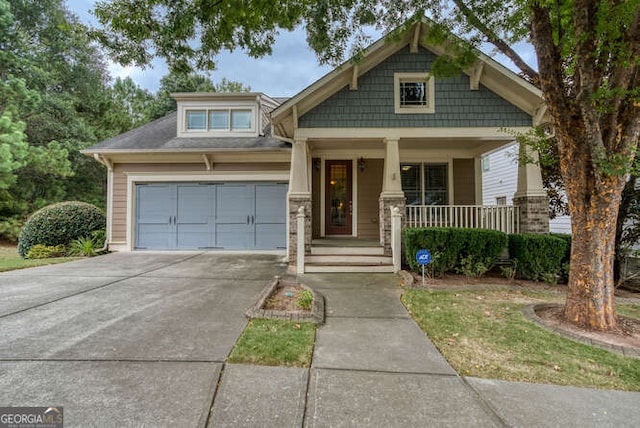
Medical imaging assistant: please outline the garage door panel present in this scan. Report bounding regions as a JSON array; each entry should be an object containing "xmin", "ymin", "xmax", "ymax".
[
  {"xmin": 254, "ymin": 183, "xmax": 287, "ymax": 223},
  {"xmin": 177, "ymin": 185, "xmax": 214, "ymax": 223},
  {"xmin": 255, "ymin": 223, "xmax": 286, "ymax": 249},
  {"xmin": 177, "ymin": 224, "xmax": 215, "ymax": 249},
  {"xmin": 216, "ymin": 224, "xmax": 251, "ymax": 249},
  {"xmin": 216, "ymin": 184, "xmax": 251, "ymax": 223},
  {"xmin": 137, "ymin": 185, "xmax": 174, "ymax": 223},
  {"xmin": 137, "ymin": 224, "xmax": 173, "ymax": 249}
]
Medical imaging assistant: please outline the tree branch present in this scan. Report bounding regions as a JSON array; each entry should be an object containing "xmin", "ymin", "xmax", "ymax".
[{"xmin": 451, "ymin": 0, "xmax": 540, "ymax": 86}]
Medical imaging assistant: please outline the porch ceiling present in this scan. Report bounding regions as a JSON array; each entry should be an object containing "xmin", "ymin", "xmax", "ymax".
[{"xmin": 306, "ymin": 137, "xmax": 511, "ymax": 156}]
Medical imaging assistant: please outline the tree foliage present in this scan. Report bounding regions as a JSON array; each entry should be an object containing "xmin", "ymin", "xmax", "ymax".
[{"xmin": 0, "ymin": 0, "xmax": 249, "ymax": 242}]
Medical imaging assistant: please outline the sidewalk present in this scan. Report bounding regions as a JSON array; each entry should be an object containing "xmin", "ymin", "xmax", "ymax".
[{"xmin": 209, "ymin": 273, "xmax": 640, "ymax": 427}]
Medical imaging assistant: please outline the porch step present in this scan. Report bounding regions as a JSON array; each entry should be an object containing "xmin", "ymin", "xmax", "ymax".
[
  {"xmin": 306, "ymin": 255, "xmax": 392, "ymax": 264},
  {"xmin": 310, "ymin": 246, "xmax": 385, "ymax": 256},
  {"xmin": 304, "ymin": 262, "xmax": 395, "ymax": 273}
]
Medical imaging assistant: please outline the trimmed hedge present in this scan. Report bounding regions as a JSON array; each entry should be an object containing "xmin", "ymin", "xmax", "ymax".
[
  {"xmin": 18, "ymin": 201, "xmax": 105, "ymax": 258},
  {"xmin": 405, "ymin": 227, "xmax": 508, "ymax": 276},
  {"xmin": 508, "ymin": 234, "xmax": 567, "ymax": 281}
]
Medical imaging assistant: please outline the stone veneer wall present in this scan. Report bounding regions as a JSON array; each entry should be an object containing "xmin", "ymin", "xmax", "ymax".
[
  {"xmin": 513, "ymin": 195, "xmax": 550, "ymax": 234},
  {"xmin": 379, "ymin": 196, "xmax": 406, "ymax": 255},
  {"xmin": 288, "ymin": 196, "xmax": 312, "ymax": 262}
]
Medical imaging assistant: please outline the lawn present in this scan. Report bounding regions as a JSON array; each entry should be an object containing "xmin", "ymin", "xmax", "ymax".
[
  {"xmin": 0, "ymin": 244, "xmax": 77, "ymax": 272},
  {"xmin": 403, "ymin": 288, "xmax": 640, "ymax": 391},
  {"xmin": 227, "ymin": 319, "xmax": 316, "ymax": 367}
]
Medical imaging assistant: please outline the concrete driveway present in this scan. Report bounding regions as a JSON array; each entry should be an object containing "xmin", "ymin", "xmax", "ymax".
[{"xmin": 0, "ymin": 252, "xmax": 287, "ymax": 427}]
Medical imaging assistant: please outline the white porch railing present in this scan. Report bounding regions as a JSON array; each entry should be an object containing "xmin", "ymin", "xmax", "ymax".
[{"xmin": 405, "ymin": 205, "xmax": 520, "ymax": 234}]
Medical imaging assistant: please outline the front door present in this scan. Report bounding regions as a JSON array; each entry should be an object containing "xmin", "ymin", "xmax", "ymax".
[{"xmin": 325, "ymin": 160, "xmax": 352, "ymax": 235}]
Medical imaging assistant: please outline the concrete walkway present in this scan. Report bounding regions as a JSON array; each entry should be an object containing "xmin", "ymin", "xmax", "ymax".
[{"xmin": 210, "ymin": 273, "xmax": 640, "ymax": 428}]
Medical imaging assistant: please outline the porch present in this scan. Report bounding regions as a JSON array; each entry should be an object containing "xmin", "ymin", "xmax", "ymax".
[{"xmin": 286, "ymin": 133, "xmax": 549, "ymax": 275}]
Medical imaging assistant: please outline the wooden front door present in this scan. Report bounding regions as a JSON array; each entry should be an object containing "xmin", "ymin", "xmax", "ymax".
[{"xmin": 325, "ymin": 160, "xmax": 352, "ymax": 235}]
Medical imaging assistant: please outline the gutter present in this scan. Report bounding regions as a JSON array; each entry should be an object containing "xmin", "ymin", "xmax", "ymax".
[{"xmin": 92, "ymin": 154, "xmax": 113, "ymax": 254}]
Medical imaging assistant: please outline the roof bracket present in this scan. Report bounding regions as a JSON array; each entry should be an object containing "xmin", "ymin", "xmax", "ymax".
[
  {"xmin": 410, "ymin": 24, "xmax": 421, "ymax": 53},
  {"xmin": 292, "ymin": 104, "xmax": 299, "ymax": 128},
  {"xmin": 202, "ymin": 154, "xmax": 212, "ymax": 171},
  {"xmin": 350, "ymin": 65, "xmax": 359, "ymax": 90},
  {"xmin": 470, "ymin": 62, "xmax": 484, "ymax": 90},
  {"xmin": 533, "ymin": 103, "xmax": 548, "ymax": 126},
  {"xmin": 94, "ymin": 153, "xmax": 113, "ymax": 171}
]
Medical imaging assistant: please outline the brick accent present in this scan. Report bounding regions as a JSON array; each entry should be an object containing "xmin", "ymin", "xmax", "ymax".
[
  {"xmin": 379, "ymin": 195, "xmax": 406, "ymax": 255},
  {"xmin": 513, "ymin": 195, "xmax": 549, "ymax": 234},
  {"xmin": 288, "ymin": 195, "xmax": 312, "ymax": 262}
]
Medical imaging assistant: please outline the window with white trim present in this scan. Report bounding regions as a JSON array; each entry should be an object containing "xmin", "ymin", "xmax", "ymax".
[
  {"xmin": 496, "ymin": 196, "xmax": 507, "ymax": 205},
  {"xmin": 401, "ymin": 163, "xmax": 448, "ymax": 205},
  {"xmin": 394, "ymin": 73, "xmax": 435, "ymax": 114},
  {"xmin": 185, "ymin": 108, "xmax": 254, "ymax": 132}
]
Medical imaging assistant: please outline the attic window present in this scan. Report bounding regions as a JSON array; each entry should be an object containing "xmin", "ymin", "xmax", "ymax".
[
  {"xmin": 394, "ymin": 73, "xmax": 435, "ymax": 114},
  {"xmin": 185, "ymin": 108, "xmax": 254, "ymax": 132}
]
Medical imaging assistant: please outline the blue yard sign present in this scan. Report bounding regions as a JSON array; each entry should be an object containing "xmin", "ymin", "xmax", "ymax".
[
  {"xmin": 416, "ymin": 249, "xmax": 431, "ymax": 265},
  {"xmin": 416, "ymin": 249, "xmax": 431, "ymax": 286}
]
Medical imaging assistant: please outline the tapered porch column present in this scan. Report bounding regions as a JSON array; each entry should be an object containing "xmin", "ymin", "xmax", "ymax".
[
  {"xmin": 379, "ymin": 138, "xmax": 406, "ymax": 255},
  {"xmin": 288, "ymin": 137, "xmax": 312, "ymax": 266},
  {"xmin": 513, "ymin": 144, "xmax": 549, "ymax": 233}
]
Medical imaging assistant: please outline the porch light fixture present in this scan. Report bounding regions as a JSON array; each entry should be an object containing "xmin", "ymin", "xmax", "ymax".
[{"xmin": 358, "ymin": 157, "xmax": 366, "ymax": 172}]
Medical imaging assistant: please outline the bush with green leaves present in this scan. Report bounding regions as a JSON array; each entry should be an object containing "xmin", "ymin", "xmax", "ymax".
[
  {"xmin": 25, "ymin": 244, "xmax": 67, "ymax": 259},
  {"xmin": 404, "ymin": 227, "xmax": 507, "ymax": 277},
  {"xmin": 550, "ymin": 233, "xmax": 571, "ymax": 283},
  {"xmin": 508, "ymin": 234, "xmax": 567, "ymax": 281},
  {"xmin": 18, "ymin": 202, "xmax": 106, "ymax": 258}
]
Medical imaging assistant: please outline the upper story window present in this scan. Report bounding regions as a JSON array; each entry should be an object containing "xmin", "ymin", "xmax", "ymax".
[
  {"xmin": 394, "ymin": 73, "xmax": 435, "ymax": 114},
  {"xmin": 186, "ymin": 108, "xmax": 253, "ymax": 132}
]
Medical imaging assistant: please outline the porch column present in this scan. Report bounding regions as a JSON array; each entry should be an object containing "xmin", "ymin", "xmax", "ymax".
[
  {"xmin": 288, "ymin": 137, "xmax": 312, "ymax": 269},
  {"xmin": 379, "ymin": 138, "xmax": 406, "ymax": 255},
  {"xmin": 513, "ymin": 144, "xmax": 549, "ymax": 234}
]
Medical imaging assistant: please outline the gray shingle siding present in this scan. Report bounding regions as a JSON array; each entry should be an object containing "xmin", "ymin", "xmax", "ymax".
[{"xmin": 299, "ymin": 46, "xmax": 532, "ymax": 128}]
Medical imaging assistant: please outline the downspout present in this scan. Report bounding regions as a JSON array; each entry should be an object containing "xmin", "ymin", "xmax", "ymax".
[{"xmin": 93, "ymin": 154, "xmax": 113, "ymax": 253}]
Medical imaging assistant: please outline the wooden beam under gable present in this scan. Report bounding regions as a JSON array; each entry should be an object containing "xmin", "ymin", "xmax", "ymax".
[
  {"xmin": 533, "ymin": 103, "xmax": 548, "ymax": 126},
  {"xmin": 292, "ymin": 104, "xmax": 299, "ymax": 129},
  {"xmin": 410, "ymin": 23, "xmax": 421, "ymax": 53},
  {"xmin": 470, "ymin": 62, "xmax": 484, "ymax": 91},
  {"xmin": 350, "ymin": 65, "xmax": 358, "ymax": 90}
]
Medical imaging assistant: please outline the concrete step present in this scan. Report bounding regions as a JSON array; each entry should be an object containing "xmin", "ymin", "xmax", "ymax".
[
  {"xmin": 310, "ymin": 246, "xmax": 385, "ymax": 256},
  {"xmin": 304, "ymin": 263, "xmax": 395, "ymax": 273},
  {"xmin": 306, "ymin": 255, "xmax": 392, "ymax": 265}
]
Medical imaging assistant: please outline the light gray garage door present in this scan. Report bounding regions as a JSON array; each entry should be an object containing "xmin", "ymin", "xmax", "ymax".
[{"xmin": 136, "ymin": 182, "xmax": 287, "ymax": 250}]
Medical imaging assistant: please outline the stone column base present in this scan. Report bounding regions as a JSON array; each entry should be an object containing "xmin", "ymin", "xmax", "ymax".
[
  {"xmin": 379, "ymin": 195, "xmax": 406, "ymax": 255},
  {"xmin": 513, "ymin": 195, "xmax": 549, "ymax": 234},
  {"xmin": 288, "ymin": 195, "xmax": 312, "ymax": 263}
]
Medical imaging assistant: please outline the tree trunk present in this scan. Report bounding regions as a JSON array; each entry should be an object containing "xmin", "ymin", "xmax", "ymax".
[{"xmin": 564, "ymin": 199, "xmax": 619, "ymax": 330}]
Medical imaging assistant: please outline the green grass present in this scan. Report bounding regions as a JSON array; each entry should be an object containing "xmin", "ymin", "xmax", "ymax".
[
  {"xmin": 403, "ymin": 289, "xmax": 640, "ymax": 391},
  {"xmin": 227, "ymin": 319, "xmax": 316, "ymax": 367},
  {"xmin": 0, "ymin": 245, "xmax": 77, "ymax": 272},
  {"xmin": 618, "ymin": 303, "xmax": 640, "ymax": 320}
]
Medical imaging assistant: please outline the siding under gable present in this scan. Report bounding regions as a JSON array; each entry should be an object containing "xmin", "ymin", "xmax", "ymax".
[{"xmin": 299, "ymin": 46, "xmax": 532, "ymax": 128}]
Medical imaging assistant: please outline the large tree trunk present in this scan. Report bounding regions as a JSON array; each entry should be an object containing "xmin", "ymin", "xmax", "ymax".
[{"xmin": 563, "ymin": 185, "xmax": 620, "ymax": 330}]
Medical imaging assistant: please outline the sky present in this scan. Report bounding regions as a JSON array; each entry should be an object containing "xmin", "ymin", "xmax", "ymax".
[
  {"xmin": 66, "ymin": 1, "xmax": 536, "ymax": 97},
  {"xmin": 66, "ymin": 0, "xmax": 332, "ymax": 96}
]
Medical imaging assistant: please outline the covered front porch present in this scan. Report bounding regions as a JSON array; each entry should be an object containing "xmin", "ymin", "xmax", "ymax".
[{"xmin": 287, "ymin": 129, "xmax": 548, "ymax": 274}]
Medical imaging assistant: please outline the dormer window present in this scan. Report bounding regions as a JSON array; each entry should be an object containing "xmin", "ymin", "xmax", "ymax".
[
  {"xmin": 184, "ymin": 107, "xmax": 255, "ymax": 133},
  {"xmin": 394, "ymin": 73, "xmax": 435, "ymax": 114}
]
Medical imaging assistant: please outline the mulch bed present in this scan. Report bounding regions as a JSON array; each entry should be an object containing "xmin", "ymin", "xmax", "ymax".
[{"xmin": 263, "ymin": 284, "xmax": 311, "ymax": 313}]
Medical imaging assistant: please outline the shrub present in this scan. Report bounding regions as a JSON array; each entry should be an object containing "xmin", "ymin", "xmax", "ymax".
[
  {"xmin": 297, "ymin": 289, "xmax": 313, "ymax": 310},
  {"xmin": 68, "ymin": 236, "xmax": 98, "ymax": 257},
  {"xmin": 405, "ymin": 227, "xmax": 508, "ymax": 276},
  {"xmin": 508, "ymin": 234, "xmax": 567, "ymax": 281},
  {"xmin": 551, "ymin": 233, "xmax": 571, "ymax": 283},
  {"xmin": 0, "ymin": 216, "xmax": 24, "ymax": 242},
  {"xmin": 18, "ymin": 201, "xmax": 105, "ymax": 258},
  {"xmin": 25, "ymin": 244, "xmax": 66, "ymax": 259}
]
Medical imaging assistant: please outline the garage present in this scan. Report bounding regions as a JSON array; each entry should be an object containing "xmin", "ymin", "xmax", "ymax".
[{"xmin": 135, "ymin": 182, "xmax": 288, "ymax": 250}]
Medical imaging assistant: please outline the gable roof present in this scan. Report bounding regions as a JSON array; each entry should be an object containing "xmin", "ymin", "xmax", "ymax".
[{"xmin": 271, "ymin": 20, "xmax": 544, "ymax": 139}]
